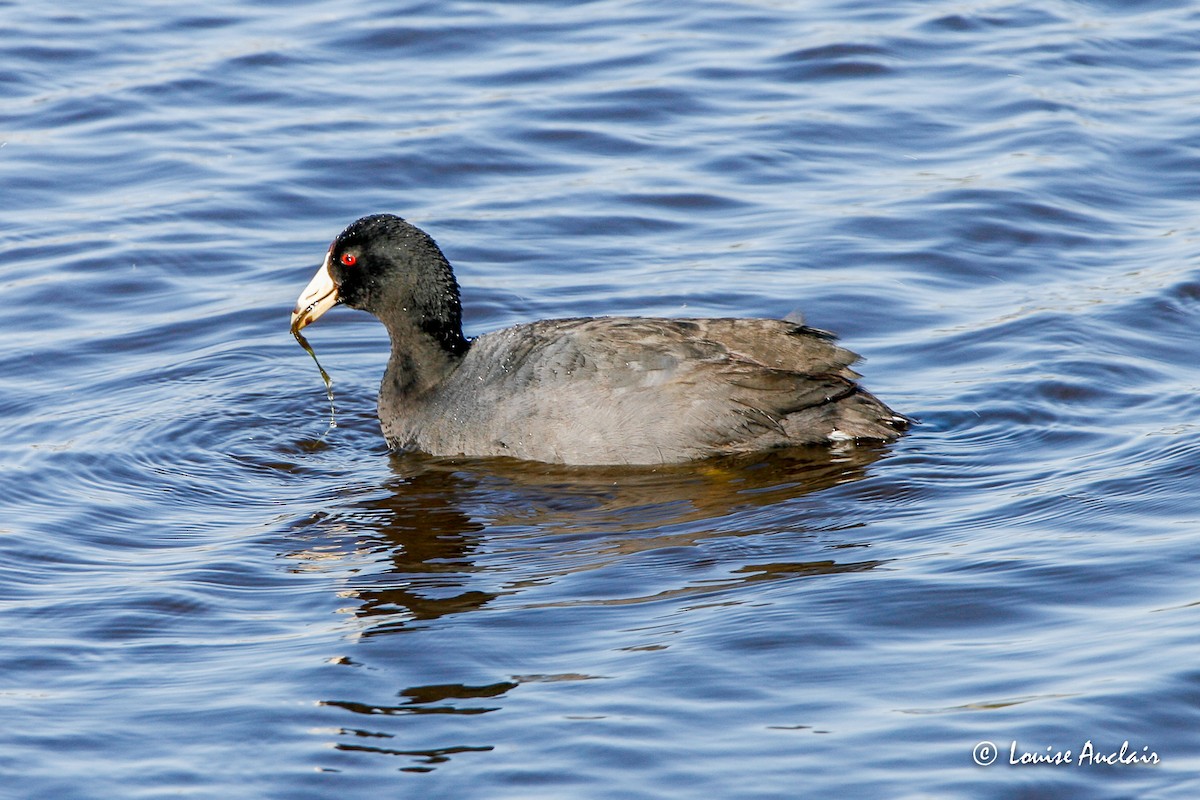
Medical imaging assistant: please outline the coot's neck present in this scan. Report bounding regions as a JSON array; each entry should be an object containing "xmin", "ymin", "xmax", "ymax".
[
  {"xmin": 376, "ymin": 256, "xmax": 471, "ymax": 401},
  {"xmin": 381, "ymin": 313, "xmax": 469, "ymax": 401}
]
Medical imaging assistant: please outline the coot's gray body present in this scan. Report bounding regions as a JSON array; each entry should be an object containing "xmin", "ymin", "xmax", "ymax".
[{"xmin": 291, "ymin": 214, "xmax": 907, "ymax": 465}]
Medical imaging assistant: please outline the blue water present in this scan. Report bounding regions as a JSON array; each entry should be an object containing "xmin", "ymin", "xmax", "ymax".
[{"xmin": 3, "ymin": 1, "xmax": 1199, "ymax": 797}]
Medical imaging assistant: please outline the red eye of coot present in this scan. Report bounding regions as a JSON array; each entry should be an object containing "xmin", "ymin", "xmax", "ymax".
[{"xmin": 340, "ymin": 252, "xmax": 358, "ymax": 267}]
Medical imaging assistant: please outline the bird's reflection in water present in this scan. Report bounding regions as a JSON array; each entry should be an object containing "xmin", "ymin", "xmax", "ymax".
[
  {"xmin": 293, "ymin": 443, "xmax": 896, "ymax": 638},
  {"xmin": 290, "ymin": 444, "xmax": 896, "ymax": 771}
]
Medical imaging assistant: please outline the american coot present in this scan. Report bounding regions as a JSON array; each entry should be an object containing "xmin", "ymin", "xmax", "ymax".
[{"xmin": 291, "ymin": 214, "xmax": 907, "ymax": 465}]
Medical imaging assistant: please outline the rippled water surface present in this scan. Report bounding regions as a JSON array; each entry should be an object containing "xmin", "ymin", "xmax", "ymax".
[{"xmin": 4, "ymin": 1, "xmax": 1200, "ymax": 797}]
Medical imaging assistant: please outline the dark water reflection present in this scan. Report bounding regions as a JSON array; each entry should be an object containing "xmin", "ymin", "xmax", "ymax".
[
  {"xmin": 292, "ymin": 447, "xmax": 890, "ymax": 635},
  {"xmin": 282, "ymin": 448, "xmax": 907, "ymax": 778}
]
